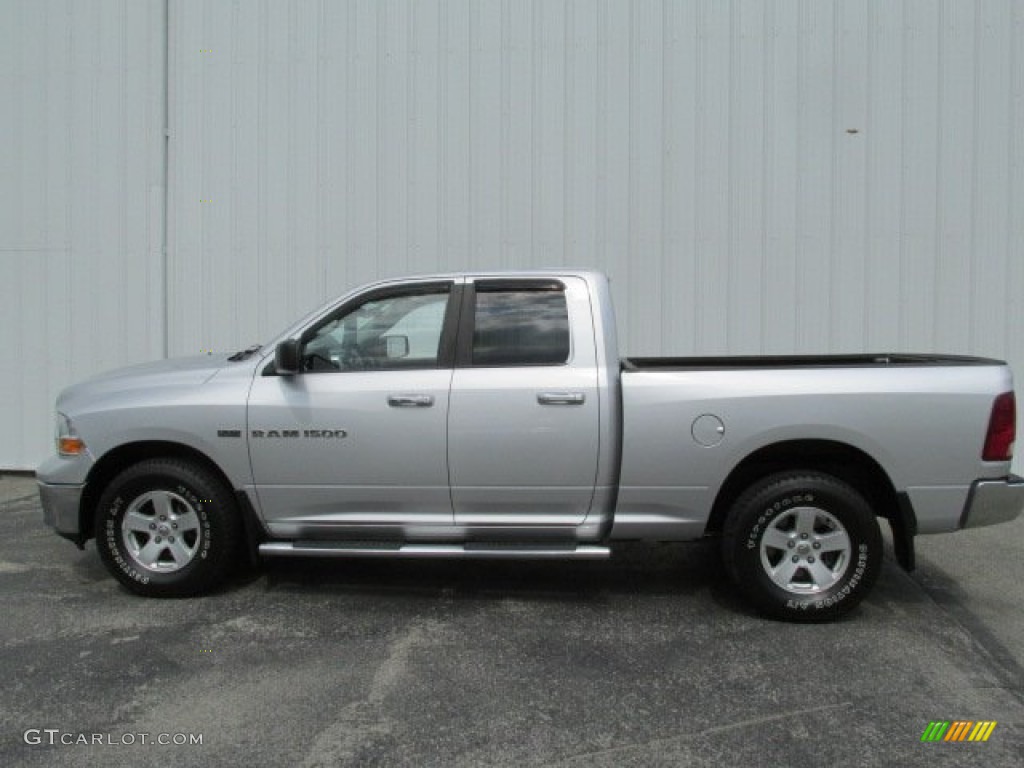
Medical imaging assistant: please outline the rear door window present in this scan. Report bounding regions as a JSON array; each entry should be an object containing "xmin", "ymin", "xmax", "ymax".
[{"xmin": 471, "ymin": 284, "xmax": 570, "ymax": 366}]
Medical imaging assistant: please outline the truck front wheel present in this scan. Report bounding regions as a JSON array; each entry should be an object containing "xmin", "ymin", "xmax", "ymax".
[
  {"xmin": 94, "ymin": 458, "xmax": 240, "ymax": 597},
  {"xmin": 721, "ymin": 471, "xmax": 882, "ymax": 622}
]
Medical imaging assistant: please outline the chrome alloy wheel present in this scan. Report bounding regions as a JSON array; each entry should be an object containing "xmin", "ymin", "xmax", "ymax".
[
  {"xmin": 120, "ymin": 490, "xmax": 202, "ymax": 573},
  {"xmin": 759, "ymin": 506, "xmax": 851, "ymax": 593}
]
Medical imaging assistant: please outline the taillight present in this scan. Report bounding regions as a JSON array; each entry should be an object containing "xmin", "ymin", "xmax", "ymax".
[{"xmin": 982, "ymin": 391, "xmax": 1016, "ymax": 461}]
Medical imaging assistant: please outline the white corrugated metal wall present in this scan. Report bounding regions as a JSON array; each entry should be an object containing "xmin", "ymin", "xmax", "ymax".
[
  {"xmin": 2, "ymin": 0, "xmax": 1023, "ymax": 469},
  {"xmin": 1, "ymin": 0, "xmax": 166, "ymax": 468}
]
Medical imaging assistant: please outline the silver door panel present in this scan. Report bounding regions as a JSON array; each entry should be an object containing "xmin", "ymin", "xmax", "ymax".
[
  {"xmin": 248, "ymin": 369, "xmax": 453, "ymax": 525},
  {"xmin": 449, "ymin": 277, "xmax": 600, "ymax": 526}
]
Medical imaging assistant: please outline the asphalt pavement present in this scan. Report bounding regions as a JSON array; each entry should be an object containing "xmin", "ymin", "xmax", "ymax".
[{"xmin": 1, "ymin": 472, "xmax": 1021, "ymax": 767}]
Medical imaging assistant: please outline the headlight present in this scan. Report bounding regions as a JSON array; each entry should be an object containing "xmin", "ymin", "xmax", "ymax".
[{"xmin": 56, "ymin": 412, "xmax": 86, "ymax": 456}]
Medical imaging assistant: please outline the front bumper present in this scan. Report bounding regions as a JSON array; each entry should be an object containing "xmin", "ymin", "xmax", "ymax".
[
  {"xmin": 960, "ymin": 474, "xmax": 1024, "ymax": 529},
  {"xmin": 38, "ymin": 481, "xmax": 86, "ymax": 544}
]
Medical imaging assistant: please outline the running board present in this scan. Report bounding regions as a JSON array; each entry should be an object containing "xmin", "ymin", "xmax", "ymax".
[{"xmin": 258, "ymin": 541, "xmax": 611, "ymax": 560}]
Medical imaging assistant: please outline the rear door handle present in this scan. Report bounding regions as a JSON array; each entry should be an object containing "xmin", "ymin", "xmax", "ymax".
[
  {"xmin": 537, "ymin": 391, "xmax": 586, "ymax": 405},
  {"xmin": 387, "ymin": 394, "xmax": 434, "ymax": 408}
]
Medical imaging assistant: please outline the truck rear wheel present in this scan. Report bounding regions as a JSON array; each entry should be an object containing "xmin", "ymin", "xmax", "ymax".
[
  {"xmin": 721, "ymin": 471, "xmax": 882, "ymax": 622},
  {"xmin": 94, "ymin": 458, "xmax": 240, "ymax": 597}
]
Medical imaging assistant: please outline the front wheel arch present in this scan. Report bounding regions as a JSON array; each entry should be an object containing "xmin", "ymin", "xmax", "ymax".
[{"xmin": 81, "ymin": 441, "xmax": 239, "ymax": 544}]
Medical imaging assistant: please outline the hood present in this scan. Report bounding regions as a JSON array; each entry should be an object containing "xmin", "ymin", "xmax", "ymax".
[{"xmin": 57, "ymin": 353, "xmax": 239, "ymax": 415}]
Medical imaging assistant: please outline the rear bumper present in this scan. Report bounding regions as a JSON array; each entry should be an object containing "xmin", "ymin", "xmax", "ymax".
[
  {"xmin": 960, "ymin": 475, "xmax": 1024, "ymax": 529},
  {"xmin": 38, "ymin": 481, "xmax": 85, "ymax": 543}
]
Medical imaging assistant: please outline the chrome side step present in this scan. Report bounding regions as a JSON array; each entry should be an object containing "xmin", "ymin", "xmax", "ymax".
[{"xmin": 258, "ymin": 541, "xmax": 611, "ymax": 560}]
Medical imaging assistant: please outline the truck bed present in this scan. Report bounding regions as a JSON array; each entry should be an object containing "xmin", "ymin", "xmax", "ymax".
[{"xmin": 614, "ymin": 353, "xmax": 1014, "ymax": 543}]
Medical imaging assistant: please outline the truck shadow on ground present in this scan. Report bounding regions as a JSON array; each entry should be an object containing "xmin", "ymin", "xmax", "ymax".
[
  {"xmin": 260, "ymin": 541, "xmax": 716, "ymax": 591},
  {"xmin": 252, "ymin": 539, "xmax": 960, "ymax": 624},
  {"xmin": 61, "ymin": 536, "xmax": 981, "ymax": 627},
  {"xmin": 254, "ymin": 540, "xmax": 761, "ymax": 619}
]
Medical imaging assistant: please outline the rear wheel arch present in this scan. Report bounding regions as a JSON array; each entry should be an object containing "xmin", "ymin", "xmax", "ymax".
[{"xmin": 706, "ymin": 439, "xmax": 913, "ymax": 566}]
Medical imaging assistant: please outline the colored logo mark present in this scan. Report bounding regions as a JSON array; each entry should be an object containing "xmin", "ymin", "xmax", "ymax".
[{"xmin": 921, "ymin": 721, "xmax": 997, "ymax": 742}]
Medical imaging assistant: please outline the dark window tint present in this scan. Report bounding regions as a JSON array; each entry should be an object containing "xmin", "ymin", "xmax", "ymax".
[{"xmin": 472, "ymin": 288, "xmax": 570, "ymax": 366}]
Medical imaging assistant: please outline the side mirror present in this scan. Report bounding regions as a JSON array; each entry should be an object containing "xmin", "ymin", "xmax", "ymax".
[
  {"xmin": 383, "ymin": 334, "xmax": 410, "ymax": 359},
  {"xmin": 275, "ymin": 339, "xmax": 301, "ymax": 375}
]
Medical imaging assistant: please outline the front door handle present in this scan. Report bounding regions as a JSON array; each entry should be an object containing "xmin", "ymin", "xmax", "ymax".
[
  {"xmin": 537, "ymin": 391, "xmax": 586, "ymax": 406},
  {"xmin": 387, "ymin": 394, "xmax": 435, "ymax": 408}
]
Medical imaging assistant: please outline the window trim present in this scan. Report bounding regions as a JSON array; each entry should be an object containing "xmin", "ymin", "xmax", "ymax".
[{"xmin": 455, "ymin": 279, "xmax": 571, "ymax": 369}]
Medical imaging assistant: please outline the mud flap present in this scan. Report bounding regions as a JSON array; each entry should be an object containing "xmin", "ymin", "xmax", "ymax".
[{"xmin": 889, "ymin": 493, "xmax": 917, "ymax": 572}]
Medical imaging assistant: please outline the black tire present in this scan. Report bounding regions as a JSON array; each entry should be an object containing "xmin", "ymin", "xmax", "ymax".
[
  {"xmin": 94, "ymin": 458, "xmax": 240, "ymax": 597},
  {"xmin": 721, "ymin": 471, "xmax": 882, "ymax": 622}
]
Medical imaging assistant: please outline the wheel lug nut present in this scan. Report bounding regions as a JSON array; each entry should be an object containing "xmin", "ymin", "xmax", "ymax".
[
  {"xmin": 172, "ymin": 523, "xmax": 178, "ymax": 530},
  {"xmin": 791, "ymin": 555, "xmax": 799, "ymax": 563},
  {"xmin": 168, "ymin": 536, "xmax": 175, "ymax": 543},
  {"xmin": 154, "ymin": 536, "xmax": 162, "ymax": 543},
  {"xmin": 787, "ymin": 541, "xmax": 795, "ymax": 548},
  {"xmin": 813, "ymin": 542, "xmax": 821, "ymax": 550},
  {"xmin": 808, "ymin": 556, "xmax": 815, "ymax": 563},
  {"xmin": 800, "ymin": 533, "xmax": 808, "ymax": 539},
  {"xmin": 159, "ymin": 515, "xmax": 167, "ymax": 522},
  {"xmin": 149, "ymin": 523, "xmax": 157, "ymax": 530}
]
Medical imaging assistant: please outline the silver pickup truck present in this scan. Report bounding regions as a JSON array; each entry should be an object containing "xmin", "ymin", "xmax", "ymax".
[{"xmin": 37, "ymin": 271, "xmax": 1024, "ymax": 620}]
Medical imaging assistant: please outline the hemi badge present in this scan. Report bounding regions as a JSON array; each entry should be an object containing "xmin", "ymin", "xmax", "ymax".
[{"xmin": 217, "ymin": 429, "xmax": 242, "ymax": 438}]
